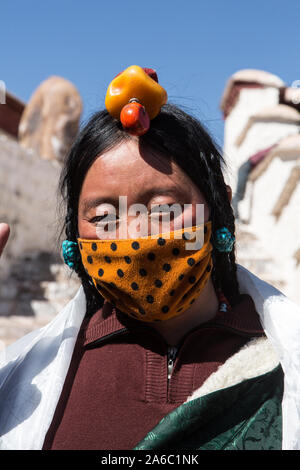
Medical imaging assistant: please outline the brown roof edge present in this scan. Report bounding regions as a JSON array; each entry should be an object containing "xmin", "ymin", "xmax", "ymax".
[
  {"xmin": 220, "ymin": 69, "xmax": 284, "ymax": 118},
  {"xmin": 4, "ymin": 90, "xmax": 26, "ymax": 112},
  {"xmin": 220, "ymin": 81, "xmax": 264, "ymax": 119},
  {"xmin": 0, "ymin": 90, "xmax": 26, "ymax": 137},
  {"xmin": 279, "ymin": 86, "xmax": 300, "ymax": 113}
]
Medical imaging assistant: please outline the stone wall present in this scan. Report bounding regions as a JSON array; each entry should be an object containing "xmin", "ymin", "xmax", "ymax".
[
  {"xmin": 0, "ymin": 130, "xmax": 80, "ymax": 350},
  {"xmin": 0, "ymin": 130, "xmax": 61, "ymax": 272}
]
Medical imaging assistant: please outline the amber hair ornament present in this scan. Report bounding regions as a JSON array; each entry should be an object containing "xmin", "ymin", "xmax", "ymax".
[{"xmin": 105, "ymin": 65, "xmax": 168, "ymax": 136}]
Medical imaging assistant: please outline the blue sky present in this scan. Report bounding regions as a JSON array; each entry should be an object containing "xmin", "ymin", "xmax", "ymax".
[{"xmin": 1, "ymin": 0, "xmax": 299, "ymax": 147}]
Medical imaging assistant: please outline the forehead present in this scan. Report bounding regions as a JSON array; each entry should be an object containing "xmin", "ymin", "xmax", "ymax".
[{"xmin": 79, "ymin": 139, "xmax": 199, "ymax": 203}]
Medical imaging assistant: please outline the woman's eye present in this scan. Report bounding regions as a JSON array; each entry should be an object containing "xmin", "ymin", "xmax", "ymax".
[
  {"xmin": 90, "ymin": 214, "xmax": 118, "ymax": 224},
  {"xmin": 90, "ymin": 214, "xmax": 116, "ymax": 222},
  {"xmin": 149, "ymin": 204, "xmax": 178, "ymax": 220},
  {"xmin": 90, "ymin": 214, "xmax": 118, "ymax": 233}
]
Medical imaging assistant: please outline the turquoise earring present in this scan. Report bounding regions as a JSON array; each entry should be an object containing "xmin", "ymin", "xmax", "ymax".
[
  {"xmin": 213, "ymin": 227, "xmax": 235, "ymax": 253},
  {"xmin": 62, "ymin": 240, "xmax": 81, "ymax": 270}
]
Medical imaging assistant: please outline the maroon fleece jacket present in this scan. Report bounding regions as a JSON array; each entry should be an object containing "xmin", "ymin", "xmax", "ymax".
[{"xmin": 42, "ymin": 293, "xmax": 264, "ymax": 450}]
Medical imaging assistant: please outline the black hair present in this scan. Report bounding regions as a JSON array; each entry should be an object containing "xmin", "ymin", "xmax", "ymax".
[{"xmin": 58, "ymin": 103, "xmax": 240, "ymax": 317}]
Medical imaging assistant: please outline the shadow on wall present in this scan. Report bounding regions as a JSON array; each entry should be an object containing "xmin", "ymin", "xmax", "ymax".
[{"xmin": 0, "ymin": 251, "xmax": 60, "ymax": 317}]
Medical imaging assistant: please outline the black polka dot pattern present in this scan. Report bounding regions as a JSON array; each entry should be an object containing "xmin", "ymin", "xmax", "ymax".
[
  {"xmin": 146, "ymin": 295, "xmax": 154, "ymax": 303},
  {"xmin": 131, "ymin": 241, "xmax": 140, "ymax": 250},
  {"xmin": 157, "ymin": 237, "xmax": 166, "ymax": 246}
]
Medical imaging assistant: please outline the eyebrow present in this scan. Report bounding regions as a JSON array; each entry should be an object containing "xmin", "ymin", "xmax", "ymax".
[
  {"xmin": 140, "ymin": 186, "xmax": 186, "ymax": 202},
  {"xmin": 81, "ymin": 186, "xmax": 187, "ymax": 214}
]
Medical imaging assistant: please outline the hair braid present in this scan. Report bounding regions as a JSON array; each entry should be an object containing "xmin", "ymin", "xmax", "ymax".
[
  {"xmin": 64, "ymin": 203, "xmax": 104, "ymax": 317},
  {"xmin": 210, "ymin": 170, "xmax": 240, "ymax": 307}
]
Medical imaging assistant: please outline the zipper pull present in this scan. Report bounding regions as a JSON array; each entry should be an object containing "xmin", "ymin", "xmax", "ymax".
[{"xmin": 167, "ymin": 345, "xmax": 178, "ymax": 381}]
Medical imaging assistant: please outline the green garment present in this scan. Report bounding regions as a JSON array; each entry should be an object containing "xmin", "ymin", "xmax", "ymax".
[{"xmin": 134, "ymin": 364, "xmax": 283, "ymax": 450}]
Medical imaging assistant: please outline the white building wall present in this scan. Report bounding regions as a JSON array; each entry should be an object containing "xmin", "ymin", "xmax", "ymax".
[
  {"xmin": 272, "ymin": 179, "xmax": 300, "ymax": 304},
  {"xmin": 239, "ymin": 155, "xmax": 300, "ymax": 305},
  {"xmin": 250, "ymin": 158, "xmax": 297, "ymax": 239},
  {"xmin": 223, "ymin": 87, "xmax": 280, "ymax": 188},
  {"xmin": 221, "ymin": 72, "xmax": 300, "ymax": 306}
]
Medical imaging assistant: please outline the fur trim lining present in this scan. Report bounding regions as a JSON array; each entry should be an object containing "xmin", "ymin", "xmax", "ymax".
[{"xmin": 185, "ymin": 336, "xmax": 280, "ymax": 403}]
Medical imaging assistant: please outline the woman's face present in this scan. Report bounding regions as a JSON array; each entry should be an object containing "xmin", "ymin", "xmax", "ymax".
[{"xmin": 78, "ymin": 139, "xmax": 216, "ymax": 240}]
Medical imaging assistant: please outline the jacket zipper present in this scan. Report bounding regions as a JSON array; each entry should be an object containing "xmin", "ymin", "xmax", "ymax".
[
  {"xmin": 167, "ymin": 345, "xmax": 178, "ymax": 383},
  {"xmin": 165, "ymin": 322, "xmax": 262, "ymax": 393}
]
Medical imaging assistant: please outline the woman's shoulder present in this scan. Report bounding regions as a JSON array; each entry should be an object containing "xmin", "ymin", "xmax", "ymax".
[{"xmin": 0, "ymin": 286, "xmax": 87, "ymax": 449}]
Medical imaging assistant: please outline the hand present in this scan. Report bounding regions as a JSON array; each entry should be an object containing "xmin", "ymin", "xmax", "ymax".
[{"xmin": 0, "ymin": 223, "xmax": 10, "ymax": 258}]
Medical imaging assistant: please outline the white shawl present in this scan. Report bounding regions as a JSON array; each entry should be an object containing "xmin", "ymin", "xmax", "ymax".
[{"xmin": 0, "ymin": 263, "xmax": 300, "ymax": 450}]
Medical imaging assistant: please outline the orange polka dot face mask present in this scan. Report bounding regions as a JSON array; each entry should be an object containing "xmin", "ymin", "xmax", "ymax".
[{"xmin": 77, "ymin": 221, "xmax": 213, "ymax": 322}]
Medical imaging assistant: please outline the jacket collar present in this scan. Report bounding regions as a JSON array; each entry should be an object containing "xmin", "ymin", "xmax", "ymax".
[{"xmin": 83, "ymin": 291, "xmax": 264, "ymax": 348}]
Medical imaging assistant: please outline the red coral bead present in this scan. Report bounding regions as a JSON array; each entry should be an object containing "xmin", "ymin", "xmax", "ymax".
[
  {"xmin": 143, "ymin": 68, "xmax": 158, "ymax": 82},
  {"xmin": 114, "ymin": 67, "xmax": 158, "ymax": 83},
  {"xmin": 120, "ymin": 102, "xmax": 150, "ymax": 136}
]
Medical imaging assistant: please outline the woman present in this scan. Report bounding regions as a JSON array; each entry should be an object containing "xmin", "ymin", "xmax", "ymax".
[{"xmin": 0, "ymin": 67, "xmax": 300, "ymax": 451}]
